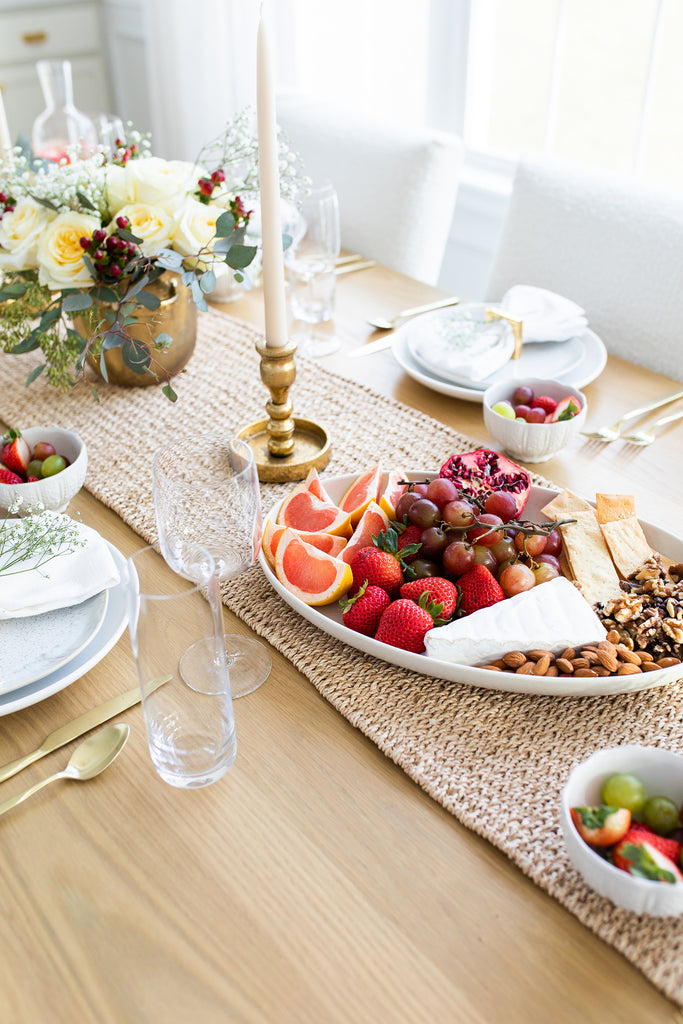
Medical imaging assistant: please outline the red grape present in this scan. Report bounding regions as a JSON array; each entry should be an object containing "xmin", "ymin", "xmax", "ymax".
[
  {"xmin": 490, "ymin": 537, "xmax": 516, "ymax": 564},
  {"xmin": 514, "ymin": 405, "xmax": 531, "ymax": 420},
  {"xmin": 467, "ymin": 513, "xmax": 504, "ymax": 546},
  {"xmin": 426, "ymin": 477, "xmax": 459, "ymax": 508},
  {"xmin": 420, "ymin": 526, "xmax": 449, "ymax": 558},
  {"xmin": 410, "ymin": 558, "xmax": 442, "ymax": 579},
  {"xmin": 513, "ymin": 385, "xmax": 534, "ymax": 405},
  {"xmin": 543, "ymin": 528, "xmax": 562, "ymax": 556},
  {"xmin": 408, "ymin": 498, "xmax": 440, "ymax": 528},
  {"xmin": 499, "ymin": 563, "xmax": 536, "ymax": 596},
  {"xmin": 472, "ymin": 545, "xmax": 497, "ymax": 573},
  {"xmin": 526, "ymin": 408, "xmax": 546, "ymax": 424},
  {"xmin": 395, "ymin": 492, "xmax": 420, "ymax": 520},
  {"xmin": 443, "ymin": 540, "xmax": 475, "ymax": 576},
  {"xmin": 484, "ymin": 490, "xmax": 518, "ymax": 521},
  {"xmin": 532, "ymin": 562, "xmax": 560, "ymax": 585},
  {"xmin": 442, "ymin": 499, "xmax": 475, "ymax": 528},
  {"xmin": 514, "ymin": 532, "xmax": 547, "ymax": 556},
  {"xmin": 413, "ymin": 483, "xmax": 430, "ymax": 497},
  {"xmin": 536, "ymin": 553, "xmax": 561, "ymax": 573},
  {"xmin": 33, "ymin": 441, "xmax": 56, "ymax": 460}
]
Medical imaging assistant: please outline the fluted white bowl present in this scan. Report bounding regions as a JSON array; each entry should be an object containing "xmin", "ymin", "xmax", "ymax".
[
  {"xmin": 560, "ymin": 745, "xmax": 683, "ymax": 916},
  {"xmin": 483, "ymin": 377, "xmax": 587, "ymax": 463},
  {"xmin": 0, "ymin": 427, "xmax": 87, "ymax": 514}
]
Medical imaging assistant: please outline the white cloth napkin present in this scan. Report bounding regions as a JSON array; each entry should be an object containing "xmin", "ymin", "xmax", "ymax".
[
  {"xmin": 0, "ymin": 519, "xmax": 120, "ymax": 619},
  {"xmin": 500, "ymin": 285, "xmax": 588, "ymax": 342},
  {"xmin": 407, "ymin": 305, "xmax": 516, "ymax": 383}
]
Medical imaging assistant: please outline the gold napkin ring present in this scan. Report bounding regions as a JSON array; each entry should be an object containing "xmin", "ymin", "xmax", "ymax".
[{"xmin": 485, "ymin": 308, "xmax": 524, "ymax": 360}]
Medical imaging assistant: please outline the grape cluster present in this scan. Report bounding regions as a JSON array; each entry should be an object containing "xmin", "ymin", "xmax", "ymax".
[{"xmin": 394, "ymin": 479, "xmax": 564, "ymax": 598}]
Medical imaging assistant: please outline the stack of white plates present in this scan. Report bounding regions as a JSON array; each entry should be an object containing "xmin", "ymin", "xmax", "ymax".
[
  {"xmin": 391, "ymin": 304, "xmax": 608, "ymax": 403},
  {"xmin": 0, "ymin": 542, "xmax": 128, "ymax": 715}
]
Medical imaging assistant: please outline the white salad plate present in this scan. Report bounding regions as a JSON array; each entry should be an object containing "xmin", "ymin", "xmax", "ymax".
[
  {"xmin": 260, "ymin": 472, "xmax": 683, "ymax": 697},
  {"xmin": 392, "ymin": 321, "xmax": 608, "ymax": 403},
  {"xmin": 1, "ymin": 590, "xmax": 109, "ymax": 694},
  {"xmin": 0, "ymin": 542, "xmax": 128, "ymax": 716}
]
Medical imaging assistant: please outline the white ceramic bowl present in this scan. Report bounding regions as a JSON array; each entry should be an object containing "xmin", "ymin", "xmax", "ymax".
[
  {"xmin": 0, "ymin": 427, "xmax": 87, "ymax": 514},
  {"xmin": 483, "ymin": 377, "xmax": 587, "ymax": 463},
  {"xmin": 560, "ymin": 745, "xmax": 683, "ymax": 916}
]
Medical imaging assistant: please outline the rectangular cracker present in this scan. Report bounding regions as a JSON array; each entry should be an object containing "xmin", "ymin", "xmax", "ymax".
[
  {"xmin": 541, "ymin": 489, "xmax": 594, "ymax": 520},
  {"xmin": 553, "ymin": 509, "xmax": 623, "ymax": 607},
  {"xmin": 600, "ymin": 516, "xmax": 653, "ymax": 577},
  {"xmin": 596, "ymin": 493, "xmax": 637, "ymax": 524}
]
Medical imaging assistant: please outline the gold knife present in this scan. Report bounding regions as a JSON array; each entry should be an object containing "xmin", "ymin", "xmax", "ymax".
[{"xmin": 0, "ymin": 676, "xmax": 170, "ymax": 784}]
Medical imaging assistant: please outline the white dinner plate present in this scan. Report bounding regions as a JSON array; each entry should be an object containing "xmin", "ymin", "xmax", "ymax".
[
  {"xmin": 392, "ymin": 324, "xmax": 607, "ymax": 403},
  {"xmin": 260, "ymin": 472, "xmax": 683, "ymax": 697},
  {"xmin": 1, "ymin": 590, "xmax": 109, "ymax": 694},
  {"xmin": 0, "ymin": 543, "xmax": 128, "ymax": 716}
]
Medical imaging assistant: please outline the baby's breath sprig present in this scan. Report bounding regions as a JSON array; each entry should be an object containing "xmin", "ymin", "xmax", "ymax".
[{"xmin": 0, "ymin": 499, "xmax": 86, "ymax": 578}]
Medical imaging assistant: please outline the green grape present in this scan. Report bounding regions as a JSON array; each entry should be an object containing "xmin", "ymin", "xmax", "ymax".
[
  {"xmin": 642, "ymin": 795, "xmax": 680, "ymax": 835},
  {"xmin": 600, "ymin": 773, "xmax": 646, "ymax": 814}
]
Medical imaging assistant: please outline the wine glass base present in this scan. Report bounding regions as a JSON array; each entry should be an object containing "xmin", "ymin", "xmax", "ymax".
[
  {"xmin": 293, "ymin": 328, "xmax": 341, "ymax": 358},
  {"xmin": 179, "ymin": 634, "xmax": 271, "ymax": 699}
]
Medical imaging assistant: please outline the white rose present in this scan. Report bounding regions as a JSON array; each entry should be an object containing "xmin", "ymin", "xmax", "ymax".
[
  {"xmin": 37, "ymin": 211, "xmax": 101, "ymax": 290},
  {"xmin": 115, "ymin": 202, "xmax": 174, "ymax": 256},
  {"xmin": 0, "ymin": 198, "xmax": 57, "ymax": 271},
  {"xmin": 171, "ymin": 197, "xmax": 221, "ymax": 256},
  {"xmin": 107, "ymin": 158, "xmax": 204, "ymax": 215}
]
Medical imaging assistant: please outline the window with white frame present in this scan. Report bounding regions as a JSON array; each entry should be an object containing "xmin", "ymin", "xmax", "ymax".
[{"xmin": 274, "ymin": 0, "xmax": 683, "ymax": 189}]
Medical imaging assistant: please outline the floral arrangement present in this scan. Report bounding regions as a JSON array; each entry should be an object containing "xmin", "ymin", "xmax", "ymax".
[
  {"xmin": 0, "ymin": 111, "xmax": 304, "ymax": 400},
  {"xmin": 0, "ymin": 497, "xmax": 85, "ymax": 577}
]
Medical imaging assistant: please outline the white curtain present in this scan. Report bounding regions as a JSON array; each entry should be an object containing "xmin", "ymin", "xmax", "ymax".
[{"xmin": 143, "ymin": 0, "xmax": 261, "ymax": 161}]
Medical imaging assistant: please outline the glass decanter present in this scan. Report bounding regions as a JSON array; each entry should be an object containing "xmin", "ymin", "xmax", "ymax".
[{"xmin": 32, "ymin": 60, "xmax": 97, "ymax": 162}]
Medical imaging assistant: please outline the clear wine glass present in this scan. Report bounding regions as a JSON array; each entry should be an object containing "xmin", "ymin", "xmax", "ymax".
[
  {"xmin": 152, "ymin": 434, "xmax": 271, "ymax": 698},
  {"xmin": 286, "ymin": 180, "xmax": 341, "ymax": 357}
]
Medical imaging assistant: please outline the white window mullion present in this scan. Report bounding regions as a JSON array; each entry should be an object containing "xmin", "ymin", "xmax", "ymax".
[
  {"xmin": 543, "ymin": 0, "xmax": 567, "ymax": 153},
  {"xmin": 633, "ymin": 0, "xmax": 666, "ymax": 175}
]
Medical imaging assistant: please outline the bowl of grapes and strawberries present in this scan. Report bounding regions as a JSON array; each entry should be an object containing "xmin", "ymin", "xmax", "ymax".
[
  {"xmin": 0, "ymin": 426, "xmax": 87, "ymax": 513},
  {"xmin": 484, "ymin": 378, "xmax": 586, "ymax": 463}
]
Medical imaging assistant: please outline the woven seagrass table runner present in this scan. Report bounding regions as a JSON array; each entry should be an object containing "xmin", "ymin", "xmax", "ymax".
[{"xmin": 2, "ymin": 306, "xmax": 683, "ymax": 1005}]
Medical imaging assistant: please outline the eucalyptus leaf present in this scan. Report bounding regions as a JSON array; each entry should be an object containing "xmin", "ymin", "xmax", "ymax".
[
  {"xmin": 162, "ymin": 383, "xmax": 178, "ymax": 402},
  {"xmin": 156, "ymin": 249, "xmax": 184, "ymax": 271},
  {"xmin": 103, "ymin": 309, "xmax": 116, "ymax": 324},
  {"xmin": 39, "ymin": 306, "xmax": 62, "ymax": 330},
  {"xmin": 82, "ymin": 252, "xmax": 96, "ymax": 277},
  {"xmin": 125, "ymin": 274, "xmax": 150, "ymax": 300},
  {"xmin": 10, "ymin": 334, "xmax": 40, "ymax": 353},
  {"xmin": 120, "ymin": 301, "xmax": 137, "ymax": 318},
  {"xmin": 62, "ymin": 292, "xmax": 93, "ymax": 312},
  {"xmin": 25, "ymin": 363, "xmax": 46, "ymax": 386},
  {"xmin": 199, "ymin": 270, "xmax": 216, "ymax": 294},
  {"xmin": 136, "ymin": 290, "xmax": 161, "ymax": 311},
  {"xmin": 215, "ymin": 211, "xmax": 236, "ymax": 238},
  {"xmin": 118, "ymin": 227, "xmax": 144, "ymax": 245},
  {"xmin": 122, "ymin": 338, "xmax": 151, "ymax": 374},
  {"xmin": 225, "ymin": 244, "xmax": 257, "ymax": 270},
  {"xmin": 90, "ymin": 386, "xmax": 100, "ymax": 403},
  {"xmin": 99, "ymin": 350, "xmax": 109, "ymax": 382},
  {"xmin": 0, "ymin": 281, "xmax": 28, "ymax": 300},
  {"xmin": 33, "ymin": 195, "xmax": 60, "ymax": 212},
  {"xmin": 76, "ymin": 190, "xmax": 96, "ymax": 211},
  {"xmin": 181, "ymin": 270, "xmax": 195, "ymax": 287},
  {"xmin": 102, "ymin": 329, "xmax": 125, "ymax": 350},
  {"xmin": 154, "ymin": 333, "xmax": 172, "ymax": 350},
  {"xmin": 93, "ymin": 286, "xmax": 119, "ymax": 304},
  {"xmin": 282, "ymin": 232, "xmax": 293, "ymax": 252}
]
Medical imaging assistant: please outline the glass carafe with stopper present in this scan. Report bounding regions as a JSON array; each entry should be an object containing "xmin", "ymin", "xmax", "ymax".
[{"xmin": 32, "ymin": 60, "xmax": 97, "ymax": 162}]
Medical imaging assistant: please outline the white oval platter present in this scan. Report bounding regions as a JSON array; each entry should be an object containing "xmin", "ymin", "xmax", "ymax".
[{"xmin": 259, "ymin": 471, "xmax": 683, "ymax": 697}]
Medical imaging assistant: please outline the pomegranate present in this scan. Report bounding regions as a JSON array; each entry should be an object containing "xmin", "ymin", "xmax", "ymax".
[{"xmin": 438, "ymin": 448, "xmax": 531, "ymax": 518}]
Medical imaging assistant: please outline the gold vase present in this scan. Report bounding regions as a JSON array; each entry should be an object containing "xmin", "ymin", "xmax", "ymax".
[{"xmin": 78, "ymin": 271, "xmax": 197, "ymax": 388}]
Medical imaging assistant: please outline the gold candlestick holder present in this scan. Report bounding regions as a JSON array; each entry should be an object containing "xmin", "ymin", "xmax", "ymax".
[{"xmin": 237, "ymin": 337, "xmax": 331, "ymax": 482}]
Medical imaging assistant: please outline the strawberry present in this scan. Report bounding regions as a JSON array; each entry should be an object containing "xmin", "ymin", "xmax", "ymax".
[
  {"xmin": 400, "ymin": 576, "xmax": 457, "ymax": 620},
  {"xmin": 620, "ymin": 824, "xmax": 682, "ymax": 865},
  {"xmin": 0, "ymin": 465, "xmax": 23, "ymax": 484},
  {"xmin": 570, "ymin": 806, "xmax": 631, "ymax": 848},
  {"xmin": 455, "ymin": 565, "xmax": 505, "ymax": 616},
  {"xmin": 530, "ymin": 395, "xmax": 558, "ymax": 415},
  {"xmin": 394, "ymin": 521, "xmax": 422, "ymax": 563},
  {"xmin": 350, "ymin": 547, "xmax": 404, "ymax": 597},
  {"xmin": 613, "ymin": 834, "xmax": 683, "ymax": 883},
  {"xmin": 375, "ymin": 594, "xmax": 442, "ymax": 654},
  {"xmin": 340, "ymin": 581, "xmax": 391, "ymax": 636},
  {"xmin": 1, "ymin": 428, "xmax": 31, "ymax": 479}
]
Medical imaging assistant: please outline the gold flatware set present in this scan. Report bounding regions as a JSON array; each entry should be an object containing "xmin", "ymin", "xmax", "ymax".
[{"xmin": 581, "ymin": 388, "xmax": 683, "ymax": 444}]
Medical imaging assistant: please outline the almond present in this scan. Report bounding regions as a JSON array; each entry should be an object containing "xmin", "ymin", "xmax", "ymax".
[
  {"xmin": 502, "ymin": 651, "xmax": 527, "ymax": 668},
  {"xmin": 641, "ymin": 661, "xmax": 662, "ymax": 672},
  {"xmin": 574, "ymin": 668, "xmax": 598, "ymax": 677},
  {"xmin": 656, "ymin": 657, "xmax": 681, "ymax": 669},
  {"xmin": 560, "ymin": 648, "xmax": 576, "ymax": 661},
  {"xmin": 570, "ymin": 657, "xmax": 590, "ymax": 671},
  {"xmin": 616, "ymin": 644, "xmax": 641, "ymax": 665},
  {"xmin": 527, "ymin": 649, "xmax": 554, "ymax": 662},
  {"xmin": 635, "ymin": 651, "xmax": 654, "ymax": 663},
  {"xmin": 516, "ymin": 661, "xmax": 536, "ymax": 675},
  {"xmin": 533, "ymin": 655, "xmax": 551, "ymax": 675},
  {"xmin": 596, "ymin": 648, "xmax": 619, "ymax": 673},
  {"xmin": 480, "ymin": 665, "xmax": 502, "ymax": 672},
  {"xmin": 605, "ymin": 629, "xmax": 621, "ymax": 644},
  {"xmin": 617, "ymin": 663, "xmax": 642, "ymax": 674},
  {"xmin": 556, "ymin": 658, "xmax": 574, "ymax": 674}
]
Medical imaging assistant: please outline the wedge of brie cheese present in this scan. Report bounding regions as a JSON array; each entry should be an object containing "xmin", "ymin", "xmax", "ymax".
[{"xmin": 424, "ymin": 576, "xmax": 607, "ymax": 667}]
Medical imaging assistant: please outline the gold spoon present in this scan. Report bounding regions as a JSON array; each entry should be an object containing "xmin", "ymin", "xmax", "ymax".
[
  {"xmin": 0, "ymin": 723, "xmax": 129, "ymax": 817},
  {"xmin": 366, "ymin": 296, "xmax": 460, "ymax": 330}
]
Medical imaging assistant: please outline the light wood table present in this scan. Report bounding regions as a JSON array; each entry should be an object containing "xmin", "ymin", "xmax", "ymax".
[{"xmin": 1, "ymin": 264, "xmax": 682, "ymax": 1024}]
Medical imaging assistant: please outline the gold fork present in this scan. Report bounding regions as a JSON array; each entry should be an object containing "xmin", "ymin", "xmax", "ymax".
[
  {"xmin": 620, "ymin": 407, "xmax": 683, "ymax": 446},
  {"xmin": 580, "ymin": 388, "xmax": 683, "ymax": 442}
]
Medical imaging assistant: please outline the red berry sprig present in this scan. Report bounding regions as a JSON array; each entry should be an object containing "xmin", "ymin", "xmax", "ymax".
[
  {"xmin": 111, "ymin": 138, "xmax": 140, "ymax": 167},
  {"xmin": 0, "ymin": 191, "xmax": 16, "ymax": 219},
  {"xmin": 195, "ymin": 167, "xmax": 226, "ymax": 204},
  {"xmin": 79, "ymin": 215, "xmax": 138, "ymax": 282}
]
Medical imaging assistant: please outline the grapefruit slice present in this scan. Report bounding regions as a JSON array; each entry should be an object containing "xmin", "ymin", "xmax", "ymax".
[
  {"xmin": 338, "ymin": 463, "xmax": 383, "ymax": 524},
  {"xmin": 276, "ymin": 487, "xmax": 353, "ymax": 536},
  {"xmin": 275, "ymin": 529, "xmax": 353, "ymax": 605},
  {"xmin": 263, "ymin": 518, "xmax": 347, "ymax": 568},
  {"xmin": 379, "ymin": 469, "xmax": 408, "ymax": 518},
  {"xmin": 341, "ymin": 500, "xmax": 389, "ymax": 564},
  {"xmin": 302, "ymin": 466, "xmax": 334, "ymax": 503}
]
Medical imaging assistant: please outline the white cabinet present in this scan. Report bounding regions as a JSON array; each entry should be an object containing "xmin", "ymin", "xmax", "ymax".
[
  {"xmin": 101, "ymin": 0, "xmax": 151, "ymax": 134},
  {"xmin": 0, "ymin": 1, "xmax": 111, "ymax": 146}
]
